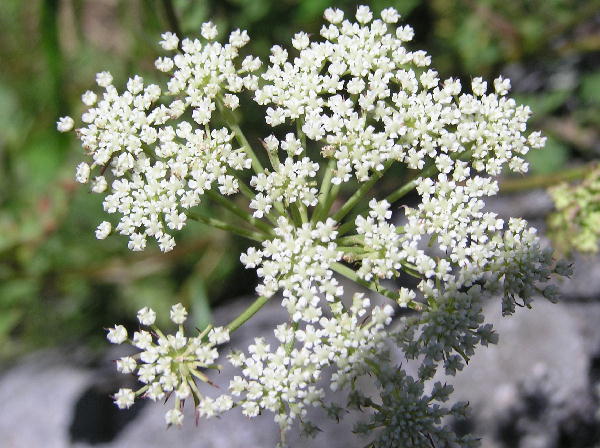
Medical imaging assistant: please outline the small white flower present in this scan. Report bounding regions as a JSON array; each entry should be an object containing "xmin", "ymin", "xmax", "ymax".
[
  {"xmin": 81, "ymin": 91, "xmax": 97, "ymax": 106},
  {"xmin": 201, "ymin": 22, "xmax": 218, "ymax": 40},
  {"xmin": 324, "ymin": 7, "xmax": 344, "ymax": 24},
  {"xmin": 91, "ymin": 176, "xmax": 107, "ymax": 193},
  {"xmin": 113, "ymin": 388, "xmax": 135, "ymax": 409},
  {"xmin": 223, "ymin": 94, "xmax": 240, "ymax": 110},
  {"xmin": 95, "ymin": 71, "xmax": 113, "ymax": 87},
  {"xmin": 159, "ymin": 32, "xmax": 179, "ymax": 50},
  {"xmin": 292, "ymin": 32, "xmax": 310, "ymax": 50},
  {"xmin": 356, "ymin": 5, "xmax": 373, "ymax": 24},
  {"xmin": 381, "ymin": 7, "xmax": 400, "ymax": 23},
  {"xmin": 155, "ymin": 56, "xmax": 174, "ymax": 72},
  {"xmin": 165, "ymin": 408, "xmax": 184, "ymax": 426},
  {"xmin": 56, "ymin": 116, "xmax": 74, "ymax": 132},
  {"xmin": 137, "ymin": 307, "xmax": 156, "ymax": 326},
  {"xmin": 107, "ymin": 325, "xmax": 127, "ymax": 344},
  {"xmin": 494, "ymin": 76, "xmax": 511, "ymax": 95},
  {"xmin": 471, "ymin": 77, "xmax": 487, "ymax": 96},
  {"xmin": 95, "ymin": 221, "xmax": 111, "ymax": 240},
  {"xmin": 208, "ymin": 327, "xmax": 230, "ymax": 345},
  {"xmin": 116, "ymin": 356, "xmax": 137, "ymax": 374},
  {"xmin": 169, "ymin": 303, "xmax": 188, "ymax": 324}
]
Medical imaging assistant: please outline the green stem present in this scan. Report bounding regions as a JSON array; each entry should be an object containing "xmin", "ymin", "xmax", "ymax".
[
  {"xmin": 337, "ymin": 219, "xmax": 357, "ymax": 236},
  {"xmin": 333, "ymin": 161, "xmax": 393, "ymax": 222},
  {"xmin": 332, "ymin": 262, "xmax": 399, "ymax": 303},
  {"xmin": 296, "ymin": 118, "xmax": 307, "ymax": 158},
  {"xmin": 225, "ymin": 295, "xmax": 271, "ymax": 333},
  {"xmin": 322, "ymin": 183, "xmax": 341, "ymax": 221},
  {"xmin": 385, "ymin": 163, "xmax": 438, "ymax": 204},
  {"xmin": 230, "ymin": 123, "xmax": 264, "ymax": 175},
  {"xmin": 187, "ymin": 212, "xmax": 266, "ymax": 242},
  {"xmin": 205, "ymin": 190, "xmax": 272, "ymax": 235},
  {"xmin": 499, "ymin": 163, "xmax": 597, "ymax": 193},
  {"xmin": 290, "ymin": 202, "xmax": 303, "ymax": 227},
  {"xmin": 299, "ymin": 204, "xmax": 308, "ymax": 223},
  {"xmin": 312, "ymin": 159, "xmax": 335, "ymax": 223}
]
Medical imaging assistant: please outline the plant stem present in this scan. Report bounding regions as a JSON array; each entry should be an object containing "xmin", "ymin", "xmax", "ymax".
[
  {"xmin": 187, "ymin": 212, "xmax": 266, "ymax": 242},
  {"xmin": 321, "ymin": 183, "xmax": 341, "ymax": 221},
  {"xmin": 205, "ymin": 190, "xmax": 272, "ymax": 235},
  {"xmin": 311, "ymin": 159, "xmax": 335, "ymax": 223},
  {"xmin": 337, "ymin": 219, "xmax": 356, "ymax": 236},
  {"xmin": 333, "ymin": 161, "xmax": 393, "ymax": 222},
  {"xmin": 225, "ymin": 295, "xmax": 271, "ymax": 333},
  {"xmin": 385, "ymin": 150, "xmax": 472, "ymax": 204},
  {"xmin": 296, "ymin": 117, "xmax": 307, "ymax": 158},
  {"xmin": 230, "ymin": 123, "xmax": 264, "ymax": 175},
  {"xmin": 332, "ymin": 262, "xmax": 399, "ymax": 302},
  {"xmin": 385, "ymin": 163, "xmax": 437, "ymax": 204},
  {"xmin": 499, "ymin": 163, "xmax": 597, "ymax": 193}
]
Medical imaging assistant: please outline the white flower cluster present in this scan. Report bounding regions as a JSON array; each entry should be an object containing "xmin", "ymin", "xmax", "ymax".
[
  {"xmin": 255, "ymin": 6, "xmax": 543, "ymax": 184},
  {"xmin": 107, "ymin": 303, "xmax": 231, "ymax": 426},
  {"xmin": 226, "ymin": 294, "xmax": 393, "ymax": 431},
  {"xmin": 355, "ymin": 198, "xmax": 433, "ymax": 285},
  {"xmin": 249, "ymin": 147, "xmax": 319, "ymax": 218},
  {"xmin": 236, "ymin": 219, "xmax": 394, "ymax": 431},
  {"xmin": 63, "ymin": 4, "xmax": 569, "ymax": 445},
  {"xmin": 61, "ymin": 24, "xmax": 259, "ymax": 251},
  {"xmin": 241, "ymin": 217, "xmax": 341, "ymax": 303}
]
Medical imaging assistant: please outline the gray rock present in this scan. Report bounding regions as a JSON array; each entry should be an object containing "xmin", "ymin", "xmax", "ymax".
[
  {"xmin": 0, "ymin": 352, "xmax": 93, "ymax": 448},
  {"xmin": 444, "ymin": 298, "xmax": 600, "ymax": 448}
]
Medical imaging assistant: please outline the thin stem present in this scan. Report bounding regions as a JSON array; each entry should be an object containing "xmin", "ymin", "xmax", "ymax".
[
  {"xmin": 385, "ymin": 163, "xmax": 438, "ymax": 204},
  {"xmin": 333, "ymin": 160, "xmax": 393, "ymax": 222},
  {"xmin": 230, "ymin": 123, "xmax": 264, "ymax": 175},
  {"xmin": 311, "ymin": 159, "xmax": 335, "ymax": 223},
  {"xmin": 187, "ymin": 212, "xmax": 266, "ymax": 242},
  {"xmin": 299, "ymin": 204, "xmax": 309, "ymax": 223},
  {"xmin": 337, "ymin": 218, "xmax": 357, "ymax": 236},
  {"xmin": 386, "ymin": 150, "xmax": 472, "ymax": 204},
  {"xmin": 321, "ymin": 183, "xmax": 341, "ymax": 222},
  {"xmin": 338, "ymin": 246, "xmax": 370, "ymax": 254},
  {"xmin": 296, "ymin": 117, "xmax": 307, "ymax": 158},
  {"xmin": 265, "ymin": 147, "xmax": 281, "ymax": 171},
  {"xmin": 332, "ymin": 262, "xmax": 399, "ymax": 303},
  {"xmin": 225, "ymin": 295, "xmax": 271, "ymax": 333},
  {"xmin": 290, "ymin": 202, "xmax": 303, "ymax": 227},
  {"xmin": 499, "ymin": 163, "xmax": 597, "ymax": 193},
  {"xmin": 205, "ymin": 190, "xmax": 272, "ymax": 235}
]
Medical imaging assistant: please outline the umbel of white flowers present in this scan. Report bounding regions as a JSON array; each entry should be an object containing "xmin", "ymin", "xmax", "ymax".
[{"xmin": 61, "ymin": 5, "xmax": 569, "ymax": 447}]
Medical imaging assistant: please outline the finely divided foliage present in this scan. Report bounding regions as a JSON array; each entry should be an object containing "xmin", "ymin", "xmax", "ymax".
[{"xmin": 60, "ymin": 6, "xmax": 569, "ymax": 447}]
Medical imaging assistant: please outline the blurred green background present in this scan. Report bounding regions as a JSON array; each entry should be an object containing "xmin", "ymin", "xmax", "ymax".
[{"xmin": 0, "ymin": 0, "xmax": 599, "ymax": 358}]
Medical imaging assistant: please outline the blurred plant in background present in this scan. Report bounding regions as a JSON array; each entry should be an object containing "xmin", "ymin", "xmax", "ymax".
[
  {"xmin": 1, "ymin": 0, "xmax": 599, "ymax": 359},
  {"xmin": 548, "ymin": 165, "xmax": 600, "ymax": 254}
]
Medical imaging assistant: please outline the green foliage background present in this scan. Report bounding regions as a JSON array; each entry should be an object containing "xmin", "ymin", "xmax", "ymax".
[{"xmin": 0, "ymin": 0, "xmax": 598, "ymax": 358}]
